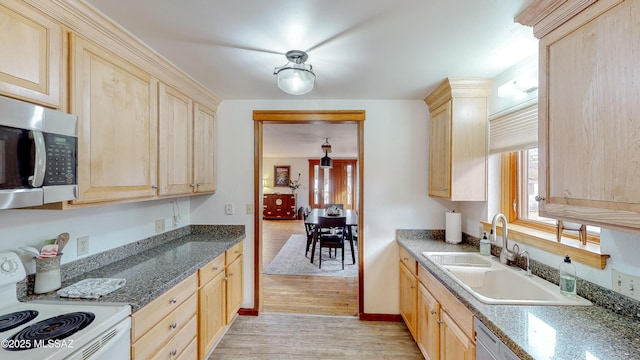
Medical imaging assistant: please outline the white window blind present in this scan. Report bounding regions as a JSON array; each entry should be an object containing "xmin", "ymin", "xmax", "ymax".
[{"xmin": 489, "ymin": 101, "xmax": 538, "ymax": 154}]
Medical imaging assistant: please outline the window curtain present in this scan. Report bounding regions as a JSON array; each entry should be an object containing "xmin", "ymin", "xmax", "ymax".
[{"xmin": 489, "ymin": 100, "xmax": 538, "ymax": 154}]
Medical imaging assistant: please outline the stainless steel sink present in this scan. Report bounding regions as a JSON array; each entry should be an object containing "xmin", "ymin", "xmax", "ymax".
[{"xmin": 422, "ymin": 251, "xmax": 591, "ymax": 306}]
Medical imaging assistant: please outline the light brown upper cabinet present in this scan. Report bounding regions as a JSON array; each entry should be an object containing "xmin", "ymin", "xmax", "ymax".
[
  {"xmin": 158, "ymin": 84, "xmax": 216, "ymax": 196},
  {"xmin": 0, "ymin": 0, "xmax": 62, "ymax": 108},
  {"xmin": 518, "ymin": 0, "xmax": 640, "ymax": 233},
  {"xmin": 193, "ymin": 103, "xmax": 217, "ymax": 193},
  {"xmin": 70, "ymin": 34, "xmax": 159, "ymax": 204},
  {"xmin": 424, "ymin": 78, "xmax": 491, "ymax": 201}
]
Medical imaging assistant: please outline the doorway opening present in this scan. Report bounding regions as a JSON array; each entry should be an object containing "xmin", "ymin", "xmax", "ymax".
[{"xmin": 252, "ymin": 110, "xmax": 365, "ymax": 317}]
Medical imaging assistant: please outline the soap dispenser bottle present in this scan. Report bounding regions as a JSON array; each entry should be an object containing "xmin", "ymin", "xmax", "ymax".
[
  {"xmin": 559, "ymin": 255, "xmax": 577, "ymax": 297},
  {"xmin": 480, "ymin": 232, "xmax": 491, "ymax": 255}
]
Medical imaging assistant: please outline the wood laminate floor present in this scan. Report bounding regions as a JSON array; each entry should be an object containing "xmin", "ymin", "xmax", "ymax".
[
  {"xmin": 209, "ymin": 313, "xmax": 423, "ymax": 359},
  {"xmin": 262, "ymin": 220, "xmax": 358, "ymax": 317}
]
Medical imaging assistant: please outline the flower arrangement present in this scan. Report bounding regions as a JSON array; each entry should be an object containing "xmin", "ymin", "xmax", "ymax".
[{"xmin": 289, "ymin": 173, "xmax": 301, "ymax": 193}]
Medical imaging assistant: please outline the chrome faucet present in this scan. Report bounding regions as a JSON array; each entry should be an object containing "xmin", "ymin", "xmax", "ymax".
[
  {"xmin": 520, "ymin": 250, "xmax": 532, "ymax": 276},
  {"xmin": 491, "ymin": 213, "xmax": 517, "ymax": 265}
]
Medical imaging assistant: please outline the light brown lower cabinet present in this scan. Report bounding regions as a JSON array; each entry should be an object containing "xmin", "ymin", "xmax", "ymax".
[
  {"xmin": 198, "ymin": 240, "xmax": 244, "ymax": 359},
  {"xmin": 131, "ymin": 240, "xmax": 244, "ymax": 360},
  {"xmin": 399, "ymin": 249, "xmax": 476, "ymax": 360},
  {"xmin": 131, "ymin": 273, "xmax": 198, "ymax": 360}
]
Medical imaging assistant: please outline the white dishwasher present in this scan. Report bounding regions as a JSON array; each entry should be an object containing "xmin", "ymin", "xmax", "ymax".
[{"xmin": 475, "ymin": 317, "xmax": 521, "ymax": 360}]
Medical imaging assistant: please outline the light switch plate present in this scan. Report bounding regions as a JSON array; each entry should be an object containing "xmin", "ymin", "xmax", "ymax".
[
  {"xmin": 612, "ymin": 269, "xmax": 640, "ymax": 301},
  {"xmin": 155, "ymin": 219, "xmax": 165, "ymax": 233},
  {"xmin": 77, "ymin": 236, "xmax": 89, "ymax": 256},
  {"xmin": 224, "ymin": 204, "xmax": 233, "ymax": 215}
]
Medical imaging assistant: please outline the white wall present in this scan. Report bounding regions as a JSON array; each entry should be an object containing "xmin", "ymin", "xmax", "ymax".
[
  {"xmin": 263, "ymin": 157, "xmax": 310, "ymax": 210},
  {"xmin": 190, "ymin": 99, "xmax": 451, "ymax": 314},
  {"xmin": 0, "ymin": 197, "xmax": 191, "ymax": 273}
]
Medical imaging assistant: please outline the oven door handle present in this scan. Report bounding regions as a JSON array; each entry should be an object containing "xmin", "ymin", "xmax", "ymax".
[{"xmin": 29, "ymin": 130, "xmax": 46, "ymax": 187}]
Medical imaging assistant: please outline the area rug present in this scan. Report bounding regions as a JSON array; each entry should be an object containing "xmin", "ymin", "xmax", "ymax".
[{"xmin": 264, "ymin": 234, "xmax": 357, "ymax": 277}]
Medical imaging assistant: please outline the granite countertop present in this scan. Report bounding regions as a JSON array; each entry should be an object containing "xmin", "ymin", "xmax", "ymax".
[
  {"xmin": 397, "ymin": 232, "xmax": 640, "ymax": 360},
  {"xmin": 23, "ymin": 225, "xmax": 245, "ymax": 312}
]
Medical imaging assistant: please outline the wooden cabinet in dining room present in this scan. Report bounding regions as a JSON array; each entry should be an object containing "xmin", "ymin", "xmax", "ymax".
[
  {"xmin": 517, "ymin": 0, "xmax": 640, "ymax": 233},
  {"xmin": 70, "ymin": 33, "xmax": 159, "ymax": 204},
  {"xmin": 263, "ymin": 194, "xmax": 297, "ymax": 219},
  {"xmin": 424, "ymin": 78, "xmax": 491, "ymax": 201},
  {"xmin": 0, "ymin": 0, "xmax": 63, "ymax": 108}
]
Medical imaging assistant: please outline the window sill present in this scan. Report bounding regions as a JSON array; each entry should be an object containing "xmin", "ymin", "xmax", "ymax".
[{"xmin": 480, "ymin": 221, "xmax": 610, "ymax": 269}]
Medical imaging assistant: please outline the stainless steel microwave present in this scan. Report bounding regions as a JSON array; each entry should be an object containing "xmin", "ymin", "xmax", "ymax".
[{"xmin": 0, "ymin": 95, "xmax": 78, "ymax": 209}]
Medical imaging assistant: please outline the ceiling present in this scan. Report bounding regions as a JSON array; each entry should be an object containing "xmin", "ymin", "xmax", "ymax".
[{"xmin": 85, "ymin": 0, "xmax": 538, "ymax": 157}]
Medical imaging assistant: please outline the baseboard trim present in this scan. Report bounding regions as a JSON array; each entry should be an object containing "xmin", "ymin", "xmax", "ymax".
[
  {"xmin": 238, "ymin": 307, "xmax": 259, "ymax": 316},
  {"xmin": 359, "ymin": 313, "xmax": 402, "ymax": 322}
]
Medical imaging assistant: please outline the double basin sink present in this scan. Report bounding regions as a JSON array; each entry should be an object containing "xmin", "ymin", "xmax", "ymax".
[{"xmin": 422, "ymin": 252, "xmax": 591, "ymax": 306}]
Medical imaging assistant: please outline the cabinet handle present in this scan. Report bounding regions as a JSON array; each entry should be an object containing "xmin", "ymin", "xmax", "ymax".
[
  {"xmin": 190, "ymin": 183, "xmax": 196, "ymax": 188},
  {"xmin": 196, "ymin": 183, "xmax": 201, "ymax": 187},
  {"xmin": 229, "ymin": 272, "xmax": 234, "ymax": 277},
  {"xmin": 430, "ymin": 310, "xmax": 437, "ymax": 315},
  {"xmin": 212, "ymin": 266, "xmax": 219, "ymax": 271},
  {"xmin": 437, "ymin": 320, "xmax": 443, "ymax": 324},
  {"xmin": 442, "ymin": 187, "xmax": 447, "ymax": 191},
  {"xmin": 170, "ymin": 297, "xmax": 177, "ymax": 304},
  {"xmin": 224, "ymin": 276, "xmax": 228, "ymax": 281},
  {"xmin": 234, "ymin": 250, "xmax": 240, "ymax": 254},
  {"xmin": 170, "ymin": 322, "xmax": 177, "ymax": 329},
  {"xmin": 410, "ymin": 285, "xmax": 415, "ymax": 289},
  {"xmin": 170, "ymin": 349, "xmax": 177, "ymax": 356},
  {"xmin": 534, "ymin": 195, "xmax": 545, "ymax": 202},
  {"xmin": 403, "ymin": 257, "xmax": 409, "ymax": 261},
  {"xmin": 151, "ymin": 185, "xmax": 158, "ymax": 190}
]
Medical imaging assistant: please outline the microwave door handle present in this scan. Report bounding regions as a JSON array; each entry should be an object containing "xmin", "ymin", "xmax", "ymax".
[{"xmin": 29, "ymin": 130, "xmax": 46, "ymax": 187}]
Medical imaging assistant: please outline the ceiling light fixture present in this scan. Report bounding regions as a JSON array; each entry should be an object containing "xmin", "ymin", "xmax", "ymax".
[
  {"xmin": 274, "ymin": 50, "xmax": 315, "ymax": 95},
  {"xmin": 320, "ymin": 137, "xmax": 332, "ymax": 169}
]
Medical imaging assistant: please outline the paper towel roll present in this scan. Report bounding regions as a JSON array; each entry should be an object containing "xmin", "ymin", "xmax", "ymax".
[{"xmin": 445, "ymin": 212, "xmax": 462, "ymax": 244}]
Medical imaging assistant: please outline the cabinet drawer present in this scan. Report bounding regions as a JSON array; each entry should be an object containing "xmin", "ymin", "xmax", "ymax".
[
  {"xmin": 150, "ymin": 316, "xmax": 197, "ymax": 360},
  {"xmin": 226, "ymin": 241, "xmax": 243, "ymax": 264},
  {"xmin": 176, "ymin": 337, "xmax": 197, "ymax": 360},
  {"xmin": 131, "ymin": 273, "xmax": 197, "ymax": 341},
  {"xmin": 132, "ymin": 294, "xmax": 197, "ymax": 360},
  {"xmin": 199, "ymin": 253, "xmax": 225, "ymax": 286},
  {"xmin": 399, "ymin": 247, "xmax": 417, "ymax": 275},
  {"xmin": 418, "ymin": 264, "xmax": 474, "ymax": 339}
]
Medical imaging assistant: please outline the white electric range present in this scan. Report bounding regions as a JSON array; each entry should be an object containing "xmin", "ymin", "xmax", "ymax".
[{"xmin": 0, "ymin": 251, "xmax": 131, "ymax": 360}]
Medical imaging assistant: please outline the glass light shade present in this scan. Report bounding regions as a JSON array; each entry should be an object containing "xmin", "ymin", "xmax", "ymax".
[{"xmin": 276, "ymin": 64, "xmax": 315, "ymax": 95}]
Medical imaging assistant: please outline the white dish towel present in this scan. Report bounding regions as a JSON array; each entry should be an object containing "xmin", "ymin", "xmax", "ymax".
[{"xmin": 57, "ymin": 278, "xmax": 126, "ymax": 299}]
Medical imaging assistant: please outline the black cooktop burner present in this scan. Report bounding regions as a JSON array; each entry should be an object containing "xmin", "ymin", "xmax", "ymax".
[
  {"xmin": 5, "ymin": 311, "xmax": 95, "ymax": 351},
  {"xmin": 0, "ymin": 310, "xmax": 39, "ymax": 333}
]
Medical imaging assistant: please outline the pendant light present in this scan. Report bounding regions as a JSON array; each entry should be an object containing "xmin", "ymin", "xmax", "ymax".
[
  {"xmin": 320, "ymin": 137, "xmax": 332, "ymax": 169},
  {"xmin": 273, "ymin": 50, "xmax": 315, "ymax": 95}
]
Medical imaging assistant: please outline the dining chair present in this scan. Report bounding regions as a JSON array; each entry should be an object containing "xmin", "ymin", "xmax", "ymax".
[
  {"xmin": 317, "ymin": 216, "xmax": 347, "ymax": 269},
  {"xmin": 304, "ymin": 222, "xmax": 316, "ymax": 257}
]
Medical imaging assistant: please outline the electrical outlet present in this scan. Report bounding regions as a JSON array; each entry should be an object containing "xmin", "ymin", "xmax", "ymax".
[
  {"xmin": 77, "ymin": 236, "xmax": 89, "ymax": 256},
  {"xmin": 155, "ymin": 219, "xmax": 165, "ymax": 233},
  {"xmin": 612, "ymin": 269, "xmax": 640, "ymax": 301},
  {"xmin": 224, "ymin": 204, "xmax": 233, "ymax": 215},
  {"xmin": 246, "ymin": 203, "xmax": 253, "ymax": 214}
]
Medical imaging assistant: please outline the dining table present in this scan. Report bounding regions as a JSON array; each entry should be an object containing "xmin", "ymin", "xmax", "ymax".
[{"xmin": 304, "ymin": 208, "xmax": 358, "ymax": 264}]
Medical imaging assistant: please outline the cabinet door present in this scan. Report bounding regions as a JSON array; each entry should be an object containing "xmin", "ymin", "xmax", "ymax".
[
  {"xmin": 538, "ymin": 0, "xmax": 640, "ymax": 231},
  {"xmin": 70, "ymin": 34, "xmax": 158, "ymax": 203},
  {"xmin": 193, "ymin": 102, "xmax": 216, "ymax": 193},
  {"xmin": 159, "ymin": 83, "xmax": 193, "ymax": 196},
  {"xmin": 417, "ymin": 283, "xmax": 440, "ymax": 360},
  {"xmin": 429, "ymin": 101, "xmax": 451, "ymax": 198},
  {"xmin": 440, "ymin": 311, "xmax": 475, "ymax": 360},
  {"xmin": 0, "ymin": 1, "xmax": 62, "ymax": 107},
  {"xmin": 225, "ymin": 254, "xmax": 243, "ymax": 323},
  {"xmin": 198, "ymin": 270, "xmax": 226, "ymax": 360},
  {"xmin": 399, "ymin": 262, "xmax": 418, "ymax": 339}
]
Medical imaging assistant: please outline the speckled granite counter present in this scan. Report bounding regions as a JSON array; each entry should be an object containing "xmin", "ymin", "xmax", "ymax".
[
  {"xmin": 21, "ymin": 225, "xmax": 245, "ymax": 312},
  {"xmin": 397, "ymin": 231, "xmax": 640, "ymax": 360}
]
